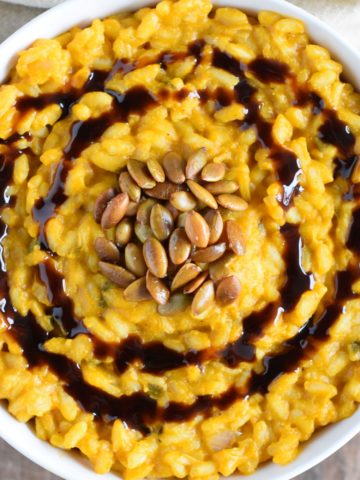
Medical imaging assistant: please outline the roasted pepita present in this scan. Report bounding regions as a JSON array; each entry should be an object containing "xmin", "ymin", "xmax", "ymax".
[
  {"xmin": 187, "ymin": 180, "xmax": 218, "ymax": 209},
  {"xmin": 125, "ymin": 201, "xmax": 139, "ymax": 217},
  {"xmin": 123, "ymin": 277, "xmax": 152, "ymax": 302},
  {"xmin": 185, "ymin": 211, "xmax": 210, "ymax": 248},
  {"xmin": 93, "ymin": 188, "xmax": 116, "ymax": 223},
  {"xmin": 115, "ymin": 218, "xmax": 133, "ymax": 246},
  {"xmin": 225, "ymin": 220, "xmax": 245, "ymax": 255},
  {"xmin": 127, "ymin": 159, "xmax": 156, "ymax": 189},
  {"xmin": 163, "ymin": 151, "xmax": 186, "ymax": 184},
  {"xmin": 136, "ymin": 199, "xmax": 156, "ymax": 224},
  {"xmin": 171, "ymin": 263, "xmax": 201, "ymax": 291},
  {"xmin": 119, "ymin": 171, "xmax": 141, "ymax": 202},
  {"xmin": 186, "ymin": 148, "xmax": 207, "ymax": 179},
  {"xmin": 101, "ymin": 192, "xmax": 129, "ymax": 229},
  {"xmin": 157, "ymin": 293, "xmax": 190, "ymax": 316},
  {"xmin": 143, "ymin": 238, "xmax": 168, "ymax": 278},
  {"xmin": 191, "ymin": 280, "xmax": 215, "ymax": 316},
  {"xmin": 146, "ymin": 271, "xmax": 170, "ymax": 305},
  {"xmin": 147, "ymin": 158, "xmax": 166, "ymax": 183},
  {"xmin": 135, "ymin": 222, "xmax": 154, "ymax": 243},
  {"xmin": 183, "ymin": 271, "xmax": 208, "ymax": 294},
  {"xmin": 94, "ymin": 237, "xmax": 120, "ymax": 263},
  {"xmin": 99, "ymin": 261, "xmax": 136, "ymax": 288},
  {"xmin": 205, "ymin": 180, "xmax": 239, "ymax": 195},
  {"xmin": 217, "ymin": 194, "xmax": 248, "ymax": 211},
  {"xmin": 201, "ymin": 162, "xmax": 226, "ymax": 182},
  {"xmin": 169, "ymin": 228, "xmax": 191, "ymax": 265},
  {"xmin": 150, "ymin": 204, "xmax": 174, "ymax": 241},
  {"xmin": 191, "ymin": 242, "xmax": 226, "ymax": 263},
  {"xmin": 145, "ymin": 181, "xmax": 182, "ymax": 200},
  {"xmin": 125, "ymin": 243, "xmax": 147, "ymax": 277},
  {"xmin": 170, "ymin": 191, "xmax": 197, "ymax": 212},
  {"xmin": 216, "ymin": 275, "xmax": 241, "ymax": 306},
  {"xmin": 204, "ymin": 209, "xmax": 224, "ymax": 245}
]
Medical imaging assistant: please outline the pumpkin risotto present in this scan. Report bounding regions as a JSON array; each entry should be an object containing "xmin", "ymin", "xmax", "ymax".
[{"xmin": 0, "ymin": 0, "xmax": 360, "ymax": 478}]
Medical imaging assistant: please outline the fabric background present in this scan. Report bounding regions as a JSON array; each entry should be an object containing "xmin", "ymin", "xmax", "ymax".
[{"xmin": 1, "ymin": 0, "xmax": 360, "ymax": 51}]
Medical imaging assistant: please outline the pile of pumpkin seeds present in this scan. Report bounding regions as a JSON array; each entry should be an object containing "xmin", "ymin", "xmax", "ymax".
[{"xmin": 94, "ymin": 148, "xmax": 246, "ymax": 316}]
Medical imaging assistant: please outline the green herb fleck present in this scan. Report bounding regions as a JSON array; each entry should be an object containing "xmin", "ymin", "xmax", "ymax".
[
  {"xmin": 98, "ymin": 297, "xmax": 107, "ymax": 308},
  {"xmin": 148, "ymin": 384, "xmax": 163, "ymax": 399},
  {"xmin": 153, "ymin": 424, "xmax": 164, "ymax": 435},
  {"xmin": 28, "ymin": 238, "xmax": 39, "ymax": 252},
  {"xmin": 102, "ymin": 281, "xmax": 113, "ymax": 292}
]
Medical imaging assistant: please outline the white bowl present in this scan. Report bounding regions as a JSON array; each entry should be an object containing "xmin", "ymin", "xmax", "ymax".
[{"xmin": 0, "ymin": 0, "xmax": 359, "ymax": 479}]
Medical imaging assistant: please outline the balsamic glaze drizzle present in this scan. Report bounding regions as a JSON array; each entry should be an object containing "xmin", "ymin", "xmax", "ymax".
[
  {"xmin": 0, "ymin": 36, "xmax": 359, "ymax": 431},
  {"xmin": 318, "ymin": 109, "xmax": 355, "ymax": 157}
]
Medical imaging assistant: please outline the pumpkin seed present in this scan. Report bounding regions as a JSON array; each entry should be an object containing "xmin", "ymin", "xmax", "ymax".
[
  {"xmin": 225, "ymin": 220, "xmax": 245, "ymax": 255},
  {"xmin": 101, "ymin": 192, "xmax": 129, "ymax": 229},
  {"xmin": 184, "ymin": 211, "xmax": 210, "ymax": 248},
  {"xmin": 147, "ymin": 158, "xmax": 165, "ymax": 183},
  {"xmin": 127, "ymin": 159, "xmax": 156, "ymax": 189},
  {"xmin": 136, "ymin": 199, "xmax": 156, "ymax": 224},
  {"xmin": 143, "ymin": 238, "xmax": 168, "ymax": 278},
  {"xmin": 124, "ymin": 277, "xmax": 152, "ymax": 302},
  {"xmin": 171, "ymin": 263, "xmax": 201, "ymax": 291},
  {"xmin": 125, "ymin": 243, "xmax": 147, "ymax": 277},
  {"xmin": 217, "ymin": 194, "xmax": 248, "ymax": 211},
  {"xmin": 170, "ymin": 191, "xmax": 197, "ymax": 212},
  {"xmin": 191, "ymin": 280, "xmax": 215, "ymax": 316},
  {"xmin": 94, "ymin": 237, "xmax": 120, "ymax": 263},
  {"xmin": 99, "ymin": 261, "xmax": 136, "ymax": 288},
  {"xmin": 216, "ymin": 276, "xmax": 241, "ymax": 306},
  {"xmin": 115, "ymin": 218, "xmax": 133, "ymax": 246},
  {"xmin": 119, "ymin": 171, "xmax": 141, "ymax": 202},
  {"xmin": 204, "ymin": 209, "xmax": 224, "ymax": 244},
  {"xmin": 93, "ymin": 188, "xmax": 116, "ymax": 223},
  {"xmin": 205, "ymin": 180, "xmax": 239, "ymax": 195},
  {"xmin": 209, "ymin": 253, "xmax": 234, "ymax": 283},
  {"xmin": 201, "ymin": 162, "xmax": 226, "ymax": 182},
  {"xmin": 186, "ymin": 148, "xmax": 207, "ymax": 179},
  {"xmin": 187, "ymin": 180, "xmax": 218, "ymax": 209},
  {"xmin": 150, "ymin": 204, "xmax": 174, "ymax": 241},
  {"xmin": 135, "ymin": 222, "xmax": 154, "ymax": 243},
  {"xmin": 191, "ymin": 242, "xmax": 226, "ymax": 263},
  {"xmin": 183, "ymin": 271, "xmax": 208, "ymax": 294},
  {"xmin": 146, "ymin": 271, "xmax": 170, "ymax": 305},
  {"xmin": 125, "ymin": 201, "xmax": 139, "ymax": 217},
  {"xmin": 145, "ymin": 181, "xmax": 182, "ymax": 200},
  {"xmin": 157, "ymin": 293, "xmax": 191, "ymax": 316},
  {"xmin": 169, "ymin": 228, "xmax": 191, "ymax": 265},
  {"xmin": 163, "ymin": 151, "xmax": 186, "ymax": 184}
]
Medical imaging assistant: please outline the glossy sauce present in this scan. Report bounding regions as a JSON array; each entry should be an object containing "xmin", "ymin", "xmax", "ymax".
[
  {"xmin": 318, "ymin": 109, "xmax": 355, "ymax": 157},
  {"xmin": 272, "ymin": 149, "xmax": 302, "ymax": 208},
  {"xmin": 248, "ymin": 57, "xmax": 290, "ymax": 84},
  {"xmin": 221, "ymin": 224, "xmax": 314, "ymax": 368}
]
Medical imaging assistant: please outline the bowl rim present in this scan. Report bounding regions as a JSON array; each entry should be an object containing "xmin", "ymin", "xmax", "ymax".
[{"xmin": 0, "ymin": 0, "xmax": 359, "ymax": 479}]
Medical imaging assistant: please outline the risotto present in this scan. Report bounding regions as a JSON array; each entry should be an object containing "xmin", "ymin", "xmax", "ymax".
[{"xmin": 0, "ymin": 0, "xmax": 360, "ymax": 478}]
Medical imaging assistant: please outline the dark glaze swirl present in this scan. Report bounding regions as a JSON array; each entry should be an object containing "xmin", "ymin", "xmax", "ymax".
[{"xmin": 0, "ymin": 34, "xmax": 359, "ymax": 433}]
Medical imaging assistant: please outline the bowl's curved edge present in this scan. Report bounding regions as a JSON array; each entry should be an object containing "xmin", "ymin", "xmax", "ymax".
[{"xmin": 0, "ymin": 0, "xmax": 359, "ymax": 479}]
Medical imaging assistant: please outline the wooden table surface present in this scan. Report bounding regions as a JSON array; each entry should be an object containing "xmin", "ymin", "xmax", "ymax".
[{"xmin": 0, "ymin": 1, "xmax": 359, "ymax": 478}]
